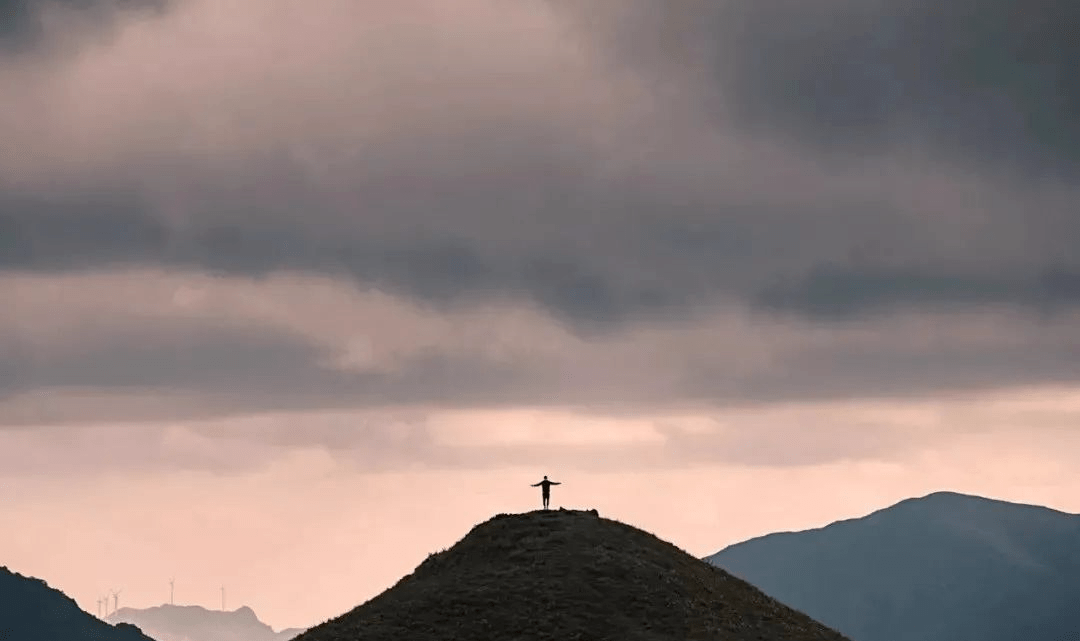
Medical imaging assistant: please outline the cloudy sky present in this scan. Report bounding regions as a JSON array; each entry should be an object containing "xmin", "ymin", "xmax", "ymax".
[{"xmin": 2, "ymin": 0, "xmax": 1079, "ymax": 631}]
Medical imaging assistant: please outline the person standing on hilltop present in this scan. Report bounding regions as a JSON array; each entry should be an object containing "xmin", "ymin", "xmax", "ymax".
[{"xmin": 531, "ymin": 475, "xmax": 561, "ymax": 510}]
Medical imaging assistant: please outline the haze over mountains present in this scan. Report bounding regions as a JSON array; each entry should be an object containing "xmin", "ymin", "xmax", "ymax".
[
  {"xmin": 707, "ymin": 491, "xmax": 1080, "ymax": 641},
  {"xmin": 0, "ymin": 562, "xmax": 305, "ymax": 641},
  {"xmin": 108, "ymin": 603, "xmax": 305, "ymax": 641}
]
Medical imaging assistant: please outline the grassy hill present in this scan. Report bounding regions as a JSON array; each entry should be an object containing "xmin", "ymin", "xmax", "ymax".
[{"xmin": 295, "ymin": 508, "xmax": 850, "ymax": 641}]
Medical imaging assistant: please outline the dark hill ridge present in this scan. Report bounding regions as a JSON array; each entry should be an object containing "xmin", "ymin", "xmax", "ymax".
[
  {"xmin": 0, "ymin": 565, "xmax": 155, "ymax": 641},
  {"xmin": 296, "ymin": 508, "xmax": 850, "ymax": 641}
]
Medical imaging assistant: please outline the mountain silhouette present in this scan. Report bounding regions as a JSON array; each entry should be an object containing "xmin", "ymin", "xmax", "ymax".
[
  {"xmin": 108, "ymin": 603, "xmax": 305, "ymax": 641},
  {"xmin": 294, "ymin": 508, "xmax": 850, "ymax": 641},
  {"xmin": 0, "ymin": 565, "xmax": 155, "ymax": 641},
  {"xmin": 707, "ymin": 491, "xmax": 1080, "ymax": 641}
]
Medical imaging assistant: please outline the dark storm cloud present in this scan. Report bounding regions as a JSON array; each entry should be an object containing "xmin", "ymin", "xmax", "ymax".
[
  {"xmin": 1, "ymin": 0, "xmax": 1078, "ymax": 319},
  {"xmin": 683, "ymin": 319, "xmax": 1080, "ymax": 404},
  {"xmin": 1, "ymin": 160, "xmax": 729, "ymax": 328},
  {"xmin": 0, "ymin": 191, "xmax": 167, "ymax": 270},
  {"xmin": 2, "ymin": 0, "xmax": 1080, "ymax": 414},
  {"xmin": 707, "ymin": 0, "xmax": 1080, "ymax": 175},
  {"xmin": 0, "ymin": 0, "xmax": 166, "ymax": 54},
  {"xmin": 0, "ymin": 196, "xmax": 667, "ymax": 329},
  {"xmin": 0, "ymin": 322, "xmax": 330, "ymax": 400},
  {"xmin": 755, "ymin": 263, "xmax": 1080, "ymax": 318},
  {"xmin": 0, "ymin": 316, "xmax": 550, "ymax": 425},
  {"xmin": 0, "ymin": 0, "xmax": 1077, "ymax": 328},
  {"xmin": 2, "ymin": 178, "xmax": 1078, "ymax": 333},
  {"xmin": 5, "ymin": 170, "xmax": 1033, "ymax": 330}
]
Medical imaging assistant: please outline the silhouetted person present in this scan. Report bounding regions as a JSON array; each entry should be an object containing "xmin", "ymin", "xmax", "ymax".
[{"xmin": 531, "ymin": 475, "xmax": 561, "ymax": 510}]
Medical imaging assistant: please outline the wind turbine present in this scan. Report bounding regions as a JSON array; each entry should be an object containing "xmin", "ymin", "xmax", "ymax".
[
  {"xmin": 221, "ymin": 585, "xmax": 226, "ymax": 611},
  {"xmin": 169, "ymin": 577, "xmax": 175, "ymax": 605},
  {"xmin": 97, "ymin": 597, "xmax": 102, "ymax": 618},
  {"xmin": 112, "ymin": 589, "xmax": 122, "ymax": 614}
]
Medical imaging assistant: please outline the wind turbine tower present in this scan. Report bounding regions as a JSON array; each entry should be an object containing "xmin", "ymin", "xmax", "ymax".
[
  {"xmin": 112, "ymin": 589, "xmax": 121, "ymax": 614},
  {"xmin": 169, "ymin": 577, "xmax": 175, "ymax": 605},
  {"xmin": 221, "ymin": 585, "xmax": 226, "ymax": 611},
  {"xmin": 97, "ymin": 597, "xmax": 102, "ymax": 618}
]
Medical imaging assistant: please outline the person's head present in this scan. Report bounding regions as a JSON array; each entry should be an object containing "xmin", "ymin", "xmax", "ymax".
[{"xmin": 543, "ymin": 475, "xmax": 548, "ymax": 480}]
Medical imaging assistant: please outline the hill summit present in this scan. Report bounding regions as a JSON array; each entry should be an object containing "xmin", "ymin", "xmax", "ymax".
[{"xmin": 295, "ymin": 508, "xmax": 849, "ymax": 641}]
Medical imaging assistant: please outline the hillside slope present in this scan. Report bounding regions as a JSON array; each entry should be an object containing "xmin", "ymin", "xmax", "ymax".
[
  {"xmin": 707, "ymin": 492, "xmax": 1080, "ymax": 641},
  {"xmin": 0, "ymin": 565, "xmax": 156, "ymax": 641},
  {"xmin": 295, "ymin": 508, "xmax": 850, "ymax": 641}
]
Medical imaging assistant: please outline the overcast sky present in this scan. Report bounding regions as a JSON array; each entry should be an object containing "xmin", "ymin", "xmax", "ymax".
[{"xmin": 2, "ymin": 0, "xmax": 1079, "ymax": 631}]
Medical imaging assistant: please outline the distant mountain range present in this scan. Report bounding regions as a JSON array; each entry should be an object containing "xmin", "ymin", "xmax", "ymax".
[
  {"xmin": 707, "ymin": 491, "xmax": 1080, "ymax": 641},
  {"xmin": 0, "ymin": 565, "xmax": 155, "ymax": 641},
  {"xmin": 108, "ymin": 603, "xmax": 305, "ymax": 641}
]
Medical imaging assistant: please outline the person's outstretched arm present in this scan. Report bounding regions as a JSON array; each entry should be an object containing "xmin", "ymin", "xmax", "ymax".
[
  {"xmin": 551, "ymin": 481, "xmax": 561, "ymax": 485},
  {"xmin": 530, "ymin": 482, "xmax": 541, "ymax": 486}
]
